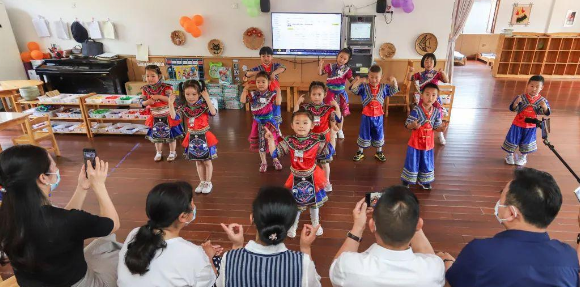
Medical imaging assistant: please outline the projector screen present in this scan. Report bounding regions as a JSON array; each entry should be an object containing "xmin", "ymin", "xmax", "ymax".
[{"xmin": 271, "ymin": 13, "xmax": 342, "ymax": 56}]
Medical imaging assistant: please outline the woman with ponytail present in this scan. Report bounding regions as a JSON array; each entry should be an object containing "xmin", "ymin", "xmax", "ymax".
[
  {"xmin": 217, "ymin": 186, "xmax": 322, "ymax": 287},
  {"xmin": 117, "ymin": 182, "xmax": 221, "ymax": 287},
  {"xmin": 0, "ymin": 145, "xmax": 121, "ymax": 287}
]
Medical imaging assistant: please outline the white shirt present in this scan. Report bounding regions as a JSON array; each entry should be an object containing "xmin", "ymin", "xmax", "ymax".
[
  {"xmin": 216, "ymin": 240, "xmax": 321, "ymax": 287},
  {"xmin": 329, "ymin": 243, "xmax": 445, "ymax": 287},
  {"xmin": 117, "ymin": 227, "xmax": 216, "ymax": 287}
]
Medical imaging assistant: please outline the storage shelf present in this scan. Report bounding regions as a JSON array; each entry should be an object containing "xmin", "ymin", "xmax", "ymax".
[
  {"xmin": 92, "ymin": 132, "xmax": 146, "ymax": 136},
  {"xmin": 88, "ymin": 118, "xmax": 146, "ymax": 121},
  {"xmin": 50, "ymin": 117, "xmax": 84, "ymax": 121},
  {"xmin": 494, "ymin": 34, "xmax": 580, "ymax": 79}
]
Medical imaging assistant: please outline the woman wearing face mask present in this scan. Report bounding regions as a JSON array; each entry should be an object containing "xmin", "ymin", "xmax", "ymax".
[
  {"xmin": 118, "ymin": 182, "xmax": 222, "ymax": 287},
  {"xmin": 0, "ymin": 145, "xmax": 121, "ymax": 287}
]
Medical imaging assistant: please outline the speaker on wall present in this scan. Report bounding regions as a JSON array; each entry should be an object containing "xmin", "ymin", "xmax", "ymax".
[
  {"xmin": 376, "ymin": 0, "xmax": 387, "ymax": 13},
  {"xmin": 260, "ymin": 0, "xmax": 270, "ymax": 12}
]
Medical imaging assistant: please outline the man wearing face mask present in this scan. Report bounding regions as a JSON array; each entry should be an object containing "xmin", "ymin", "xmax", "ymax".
[
  {"xmin": 329, "ymin": 185, "xmax": 445, "ymax": 287},
  {"xmin": 440, "ymin": 168, "xmax": 579, "ymax": 287}
]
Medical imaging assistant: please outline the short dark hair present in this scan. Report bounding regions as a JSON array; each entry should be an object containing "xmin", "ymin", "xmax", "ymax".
[
  {"xmin": 372, "ymin": 186, "xmax": 420, "ymax": 247},
  {"xmin": 259, "ymin": 46, "xmax": 274, "ymax": 56},
  {"xmin": 145, "ymin": 64, "xmax": 162, "ymax": 76},
  {"xmin": 252, "ymin": 186, "xmax": 298, "ymax": 245},
  {"xmin": 309, "ymin": 81, "xmax": 327, "ymax": 94},
  {"xmin": 292, "ymin": 107, "xmax": 314, "ymax": 122},
  {"xmin": 420, "ymin": 53, "xmax": 437, "ymax": 68},
  {"xmin": 505, "ymin": 168, "xmax": 561, "ymax": 228},
  {"xmin": 422, "ymin": 82, "xmax": 440, "ymax": 93},
  {"xmin": 369, "ymin": 65, "xmax": 382, "ymax": 73},
  {"xmin": 255, "ymin": 71, "xmax": 270, "ymax": 82},
  {"xmin": 528, "ymin": 75, "xmax": 545, "ymax": 85},
  {"xmin": 338, "ymin": 47, "xmax": 352, "ymax": 60},
  {"xmin": 178, "ymin": 80, "xmax": 205, "ymax": 104}
]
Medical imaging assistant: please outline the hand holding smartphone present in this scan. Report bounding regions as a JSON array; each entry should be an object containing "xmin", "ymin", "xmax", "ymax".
[
  {"xmin": 365, "ymin": 192, "xmax": 383, "ymax": 208},
  {"xmin": 83, "ymin": 148, "xmax": 97, "ymax": 178}
]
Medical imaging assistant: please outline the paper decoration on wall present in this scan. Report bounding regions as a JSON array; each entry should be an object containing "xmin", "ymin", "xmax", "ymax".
[
  {"xmin": 32, "ymin": 17, "xmax": 50, "ymax": 37},
  {"xmin": 171, "ymin": 31, "xmax": 186, "ymax": 46},
  {"xmin": 564, "ymin": 10, "xmax": 577, "ymax": 27},
  {"xmin": 415, "ymin": 33, "xmax": 438, "ymax": 55},
  {"xmin": 86, "ymin": 20, "xmax": 103, "ymax": 39},
  {"xmin": 207, "ymin": 39, "xmax": 224, "ymax": 56},
  {"xmin": 166, "ymin": 58, "xmax": 205, "ymax": 81},
  {"xmin": 102, "ymin": 20, "xmax": 117, "ymax": 39},
  {"xmin": 243, "ymin": 27, "xmax": 264, "ymax": 50},
  {"xmin": 54, "ymin": 19, "xmax": 70, "ymax": 40},
  {"xmin": 510, "ymin": 3, "xmax": 533, "ymax": 26},
  {"xmin": 233, "ymin": 59, "xmax": 240, "ymax": 83},
  {"xmin": 218, "ymin": 67, "xmax": 232, "ymax": 84},
  {"xmin": 209, "ymin": 62, "xmax": 223, "ymax": 78},
  {"xmin": 136, "ymin": 44, "xmax": 149, "ymax": 61},
  {"xmin": 379, "ymin": 43, "xmax": 396, "ymax": 59},
  {"xmin": 175, "ymin": 65, "xmax": 200, "ymax": 80}
]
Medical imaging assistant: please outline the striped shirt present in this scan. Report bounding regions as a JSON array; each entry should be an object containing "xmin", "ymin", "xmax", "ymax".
[{"xmin": 216, "ymin": 240, "xmax": 321, "ymax": 287}]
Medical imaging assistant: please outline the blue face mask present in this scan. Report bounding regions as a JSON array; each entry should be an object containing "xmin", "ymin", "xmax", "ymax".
[
  {"xmin": 185, "ymin": 206, "xmax": 196, "ymax": 226},
  {"xmin": 45, "ymin": 169, "xmax": 61, "ymax": 195}
]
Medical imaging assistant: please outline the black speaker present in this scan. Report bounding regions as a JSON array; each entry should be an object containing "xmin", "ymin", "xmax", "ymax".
[
  {"xmin": 376, "ymin": 0, "xmax": 387, "ymax": 13},
  {"xmin": 260, "ymin": 0, "xmax": 270, "ymax": 12}
]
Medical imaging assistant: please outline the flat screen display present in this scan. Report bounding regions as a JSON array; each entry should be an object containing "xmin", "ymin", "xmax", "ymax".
[
  {"xmin": 271, "ymin": 13, "xmax": 342, "ymax": 56},
  {"xmin": 350, "ymin": 22, "xmax": 372, "ymax": 40}
]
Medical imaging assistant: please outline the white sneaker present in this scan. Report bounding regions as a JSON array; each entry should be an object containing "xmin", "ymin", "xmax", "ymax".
[
  {"xmin": 195, "ymin": 182, "xmax": 205, "ymax": 193},
  {"xmin": 154, "ymin": 152, "xmax": 162, "ymax": 162},
  {"xmin": 325, "ymin": 183, "xmax": 333, "ymax": 192},
  {"xmin": 515, "ymin": 155, "xmax": 527, "ymax": 166},
  {"xmin": 337, "ymin": 130, "xmax": 345, "ymax": 139},
  {"xmin": 438, "ymin": 133, "xmax": 446, "ymax": 145},
  {"xmin": 287, "ymin": 226, "xmax": 297, "ymax": 238},
  {"xmin": 505, "ymin": 154, "xmax": 515, "ymax": 165},
  {"xmin": 315, "ymin": 225, "xmax": 323, "ymax": 236},
  {"xmin": 167, "ymin": 152, "xmax": 177, "ymax": 162},
  {"xmin": 202, "ymin": 182, "xmax": 213, "ymax": 194}
]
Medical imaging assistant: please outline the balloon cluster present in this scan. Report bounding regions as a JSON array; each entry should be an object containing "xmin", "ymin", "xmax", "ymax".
[
  {"xmin": 179, "ymin": 15, "xmax": 204, "ymax": 38},
  {"xmin": 20, "ymin": 42, "xmax": 50, "ymax": 63},
  {"xmin": 242, "ymin": 0, "xmax": 261, "ymax": 17},
  {"xmin": 392, "ymin": 0, "xmax": 414, "ymax": 13},
  {"xmin": 245, "ymin": 28, "xmax": 263, "ymax": 38}
]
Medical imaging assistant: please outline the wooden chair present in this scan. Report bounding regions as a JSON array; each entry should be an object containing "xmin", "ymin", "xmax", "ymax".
[
  {"xmin": 12, "ymin": 116, "xmax": 61, "ymax": 157},
  {"xmin": 0, "ymin": 275, "xmax": 19, "ymax": 287},
  {"xmin": 438, "ymin": 84, "xmax": 456, "ymax": 122},
  {"xmin": 385, "ymin": 60, "xmax": 413, "ymax": 117}
]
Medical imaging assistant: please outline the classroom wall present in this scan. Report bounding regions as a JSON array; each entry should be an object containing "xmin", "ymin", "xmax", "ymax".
[
  {"xmin": 4, "ymin": 0, "xmax": 454, "ymax": 60},
  {"xmin": 547, "ymin": 0, "xmax": 580, "ymax": 33},
  {"xmin": 494, "ymin": 0, "xmax": 580, "ymax": 34}
]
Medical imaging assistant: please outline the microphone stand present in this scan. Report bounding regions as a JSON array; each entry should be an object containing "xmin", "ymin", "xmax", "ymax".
[{"xmin": 542, "ymin": 138, "xmax": 580, "ymax": 184}]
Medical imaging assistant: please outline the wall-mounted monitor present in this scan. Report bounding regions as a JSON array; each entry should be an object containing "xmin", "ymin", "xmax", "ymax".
[{"xmin": 271, "ymin": 12, "xmax": 342, "ymax": 56}]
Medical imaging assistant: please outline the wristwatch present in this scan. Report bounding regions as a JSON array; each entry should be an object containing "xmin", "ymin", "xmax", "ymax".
[{"xmin": 347, "ymin": 231, "xmax": 362, "ymax": 242}]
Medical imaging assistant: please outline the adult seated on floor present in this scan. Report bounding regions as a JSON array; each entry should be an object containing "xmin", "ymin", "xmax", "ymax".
[
  {"xmin": 118, "ymin": 181, "xmax": 221, "ymax": 287},
  {"xmin": 330, "ymin": 185, "xmax": 445, "ymax": 287},
  {"xmin": 217, "ymin": 186, "xmax": 322, "ymax": 287},
  {"xmin": 0, "ymin": 145, "xmax": 121, "ymax": 287},
  {"xmin": 440, "ymin": 167, "xmax": 580, "ymax": 287}
]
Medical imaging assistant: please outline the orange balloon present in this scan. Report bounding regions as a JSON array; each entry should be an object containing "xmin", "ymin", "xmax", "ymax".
[
  {"xmin": 31, "ymin": 50, "xmax": 44, "ymax": 60},
  {"xmin": 179, "ymin": 16, "xmax": 190, "ymax": 27},
  {"xmin": 193, "ymin": 15, "xmax": 204, "ymax": 26},
  {"xmin": 20, "ymin": 51, "xmax": 32, "ymax": 62},
  {"xmin": 184, "ymin": 20, "xmax": 196, "ymax": 33},
  {"xmin": 27, "ymin": 41, "xmax": 40, "ymax": 51},
  {"xmin": 191, "ymin": 26, "xmax": 202, "ymax": 38}
]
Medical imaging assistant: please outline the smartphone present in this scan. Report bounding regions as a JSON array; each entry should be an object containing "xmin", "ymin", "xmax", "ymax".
[
  {"xmin": 574, "ymin": 186, "xmax": 580, "ymax": 203},
  {"xmin": 365, "ymin": 192, "xmax": 384, "ymax": 208},
  {"xmin": 83, "ymin": 148, "xmax": 97, "ymax": 178}
]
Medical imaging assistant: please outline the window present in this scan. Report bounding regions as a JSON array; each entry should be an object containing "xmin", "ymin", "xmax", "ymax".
[{"xmin": 463, "ymin": 0, "xmax": 500, "ymax": 34}]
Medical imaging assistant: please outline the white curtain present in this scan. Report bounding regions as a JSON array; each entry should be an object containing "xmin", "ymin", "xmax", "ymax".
[{"xmin": 446, "ymin": 0, "xmax": 475, "ymax": 81}]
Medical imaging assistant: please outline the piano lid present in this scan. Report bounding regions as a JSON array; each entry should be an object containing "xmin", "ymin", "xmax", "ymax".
[{"xmin": 35, "ymin": 58, "xmax": 126, "ymax": 74}]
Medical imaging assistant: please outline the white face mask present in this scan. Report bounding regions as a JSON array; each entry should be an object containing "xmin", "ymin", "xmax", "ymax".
[
  {"xmin": 184, "ymin": 206, "xmax": 196, "ymax": 226},
  {"xmin": 494, "ymin": 200, "xmax": 516, "ymax": 224}
]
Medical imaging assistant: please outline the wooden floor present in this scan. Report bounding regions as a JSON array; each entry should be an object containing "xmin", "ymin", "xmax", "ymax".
[{"xmin": 2, "ymin": 61, "xmax": 580, "ymax": 285}]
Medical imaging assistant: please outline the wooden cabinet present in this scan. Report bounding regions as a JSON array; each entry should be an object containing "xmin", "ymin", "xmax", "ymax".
[{"xmin": 493, "ymin": 33, "xmax": 580, "ymax": 79}]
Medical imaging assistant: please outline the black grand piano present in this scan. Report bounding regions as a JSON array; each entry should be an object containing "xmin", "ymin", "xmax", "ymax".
[{"xmin": 35, "ymin": 58, "xmax": 129, "ymax": 94}]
